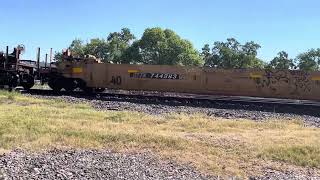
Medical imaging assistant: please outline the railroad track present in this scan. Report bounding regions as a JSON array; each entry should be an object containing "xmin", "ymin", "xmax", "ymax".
[{"xmin": 21, "ymin": 88, "xmax": 320, "ymax": 117}]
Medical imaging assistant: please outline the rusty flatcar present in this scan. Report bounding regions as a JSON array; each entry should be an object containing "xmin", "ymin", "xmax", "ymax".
[{"xmin": 0, "ymin": 46, "xmax": 36, "ymax": 90}]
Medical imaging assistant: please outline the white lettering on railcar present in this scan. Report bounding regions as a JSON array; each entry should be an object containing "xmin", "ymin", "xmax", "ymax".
[{"xmin": 129, "ymin": 72, "xmax": 182, "ymax": 80}]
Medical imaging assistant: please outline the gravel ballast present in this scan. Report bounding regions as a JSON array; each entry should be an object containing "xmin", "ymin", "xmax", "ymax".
[
  {"xmin": 0, "ymin": 149, "xmax": 214, "ymax": 180},
  {"xmin": 1, "ymin": 149, "xmax": 319, "ymax": 180}
]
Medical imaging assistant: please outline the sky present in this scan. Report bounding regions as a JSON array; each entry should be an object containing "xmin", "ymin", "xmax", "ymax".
[{"xmin": 1, "ymin": 0, "xmax": 320, "ymax": 62}]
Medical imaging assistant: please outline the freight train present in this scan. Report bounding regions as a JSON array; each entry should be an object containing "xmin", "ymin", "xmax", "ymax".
[
  {"xmin": 0, "ymin": 45, "xmax": 36, "ymax": 90},
  {"xmin": 2, "ymin": 46, "xmax": 320, "ymax": 101},
  {"xmin": 47, "ymin": 49, "xmax": 320, "ymax": 101}
]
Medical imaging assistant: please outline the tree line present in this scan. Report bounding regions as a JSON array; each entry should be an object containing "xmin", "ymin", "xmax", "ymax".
[{"xmin": 55, "ymin": 27, "xmax": 320, "ymax": 71}]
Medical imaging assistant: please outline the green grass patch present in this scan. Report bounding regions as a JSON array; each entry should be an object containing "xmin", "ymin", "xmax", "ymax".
[
  {"xmin": 262, "ymin": 145, "xmax": 320, "ymax": 168},
  {"xmin": 0, "ymin": 90, "xmax": 319, "ymax": 177}
]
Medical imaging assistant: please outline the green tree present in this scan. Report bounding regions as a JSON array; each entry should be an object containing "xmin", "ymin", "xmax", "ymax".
[
  {"xmin": 65, "ymin": 28, "xmax": 134, "ymax": 63},
  {"xmin": 267, "ymin": 51, "xmax": 295, "ymax": 69},
  {"xmin": 106, "ymin": 28, "xmax": 135, "ymax": 63},
  {"xmin": 126, "ymin": 27, "xmax": 202, "ymax": 66},
  {"xmin": 83, "ymin": 38, "xmax": 109, "ymax": 61},
  {"xmin": 296, "ymin": 49, "xmax": 320, "ymax": 71},
  {"xmin": 201, "ymin": 44, "xmax": 211, "ymax": 62},
  {"xmin": 204, "ymin": 38, "xmax": 264, "ymax": 69},
  {"xmin": 54, "ymin": 52, "xmax": 62, "ymax": 61},
  {"xmin": 69, "ymin": 39, "xmax": 85, "ymax": 57}
]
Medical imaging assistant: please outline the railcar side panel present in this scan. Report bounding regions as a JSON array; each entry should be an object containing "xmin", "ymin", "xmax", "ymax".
[
  {"xmin": 103, "ymin": 64, "xmax": 204, "ymax": 93},
  {"xmin": 84, "ymin": 64, "xmax": 109, "ymax": 87},
  {"xmin": 204, "ymin": 69, "xmax": 320, "ymax": 100},
  {"xmin": 61, "ymin": 60, "xmax": 320, "ymax": 101}
]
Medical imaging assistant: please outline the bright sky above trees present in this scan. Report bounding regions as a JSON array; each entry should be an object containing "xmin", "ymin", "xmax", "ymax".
[{"xmin": 1, "ymin": 0, "xmax": 320, "ymax": 62}]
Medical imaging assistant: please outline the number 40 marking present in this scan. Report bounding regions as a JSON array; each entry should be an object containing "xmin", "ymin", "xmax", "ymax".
[{"xmin": 111, "ymin": 76, "xmax": 122, "ymax": 85}]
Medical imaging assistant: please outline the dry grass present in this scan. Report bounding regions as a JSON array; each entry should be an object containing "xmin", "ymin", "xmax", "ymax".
[{"xmin": 0, "ymin": 90, "xmax": 320, "ymax": 177}]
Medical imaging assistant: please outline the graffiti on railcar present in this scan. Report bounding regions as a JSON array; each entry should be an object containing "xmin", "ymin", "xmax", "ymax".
[
  {"xmin": 253, "ymin": 70, "xmax": 312, "ymax": 96},
  {"xmin": 289, "ymin": 71, "xmax": 311, "ymax": 95}
]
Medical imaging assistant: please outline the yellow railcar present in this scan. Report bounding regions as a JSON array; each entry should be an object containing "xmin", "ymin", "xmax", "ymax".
[{"xmin": 47, "ymin": 57, "xmax": 320, "ymax": 101}]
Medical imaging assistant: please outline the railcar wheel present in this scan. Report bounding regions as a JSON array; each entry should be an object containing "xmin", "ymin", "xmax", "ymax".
[
  {"xmin": 64, "ymin": 86, "xmax": 75, "ymax": 92},
  {"xmin": 83, "ymin": 87, "xmax": 94, "ymax": 94},
  {"xmin": 21, "ymin": 74, "xmax": 35, "ymax": 90},
  {"xmin": 95, "ymin": 88, "xmax": 105, "ymax": 93},
  {"xmin": 63, "ymin": 79, "xmax": 77, "ymax": 92},
  {"xmin": 8, "ymin": 73, "xmax": 19, "ymax": 89},
  {"xmin": 76, "ymin": 79, "xmax": 93, "ymax": 93},
  {"xmin": 48, "ymin": 78, "xmax": 63, "ymax": 92}
]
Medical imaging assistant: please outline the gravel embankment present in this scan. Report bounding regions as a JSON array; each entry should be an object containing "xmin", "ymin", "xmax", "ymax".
[
  {"xmin": 258, "ymin": 169, "xmax": 320, "ymax": 180},
  {"xmin": 0, "ymin": 149, "xmax": 214, "ymax": 180},
  {"xmin": 1, "ymin": 149, "xmax": 319, "ymax": 180},
  {"xmin": 24, "ymin": 93, "xmax": 320, "ymax": 128}
]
